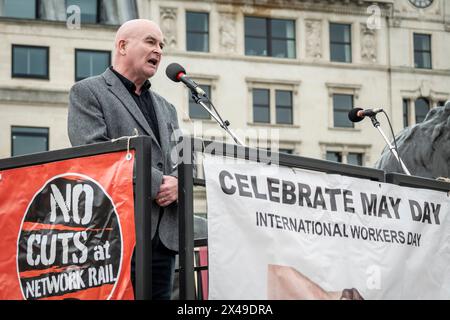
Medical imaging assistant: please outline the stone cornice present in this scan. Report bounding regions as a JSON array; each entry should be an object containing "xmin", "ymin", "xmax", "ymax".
[
  {"xmin": 0, "ymin": 87, "xmax": 69, "ymax": 105},
  {"xmin": 245, "ymin": 77, "xmax": 301, "ymax": 86},
  {"xmin": 214, "ymin": 0, "xmax": 394, "ymax": 17},
  {"xmin": 0, "ymin": 17, "xmax": 118, "ymax": 30},
  {"xmin": 390, "ymin": 67, "xmax": 450, "ymax": 77},
  {"xmin": 167, "ymin": 50, "xmax": 393, "ymax": 72},
  {"xmin": 325, "ymin": 82, "xmax": 362, "ymax": 98},
  {"xmin": 319, "ymin": 141, "xmax": 371, "ymax": 149}
]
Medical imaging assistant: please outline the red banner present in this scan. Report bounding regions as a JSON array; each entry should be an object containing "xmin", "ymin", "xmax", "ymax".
[{"xmin": 0, "ymin": 151, "xmax": 136, "ymax": 300}]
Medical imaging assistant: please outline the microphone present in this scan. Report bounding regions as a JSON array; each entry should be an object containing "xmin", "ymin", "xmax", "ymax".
[
  {"xmin": 165, "ymin": 63, "xmax": 206, "ymax": 96},
  {"xmin": 348, "ymin": 108, "xmax": 383, "ymax": 122}
]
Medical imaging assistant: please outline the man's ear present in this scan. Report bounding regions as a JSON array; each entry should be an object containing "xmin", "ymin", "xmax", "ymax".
[{"xmin": 118, "ymin": 40, "xmax": 127, "ymax": 55}]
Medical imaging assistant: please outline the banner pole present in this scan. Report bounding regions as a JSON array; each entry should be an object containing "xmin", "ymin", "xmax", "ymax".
[
  {"xmin": 179, "ymin": 136, "xmax": 196, "ymax": 300},
  {"xmin": 133, "ymin": 137, "xmax": 152, "ymax": 300}
]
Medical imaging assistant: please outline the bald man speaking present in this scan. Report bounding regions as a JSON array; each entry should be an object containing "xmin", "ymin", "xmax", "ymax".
[{"xmin": 68, "ymin": 19, "xmax": 181, "ymax": 300}]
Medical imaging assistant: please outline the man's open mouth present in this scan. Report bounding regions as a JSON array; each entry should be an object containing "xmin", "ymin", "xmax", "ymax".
[{"xmin": 148, "ymin": 58, "xmax": 158, "ymax": 66}]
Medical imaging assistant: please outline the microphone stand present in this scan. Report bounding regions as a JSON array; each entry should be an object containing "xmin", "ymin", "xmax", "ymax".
[
  {"xmin": 369, "ymin": 115, "xmax": 411, "ymax": 176},
  {"xmin": 191, "ymin": 92, "xmax": 245, "ymax": 146}
]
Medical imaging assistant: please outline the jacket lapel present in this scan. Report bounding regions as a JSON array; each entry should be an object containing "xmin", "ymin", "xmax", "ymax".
[
  {"xmin": 102, "ymin": 69, "xmax": 161, "ymax": 147},
  {"xmin": 150, "ymin": 91, "xmax": 168, "ymax": 153}
]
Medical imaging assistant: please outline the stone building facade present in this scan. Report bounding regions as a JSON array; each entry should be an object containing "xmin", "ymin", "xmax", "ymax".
[{"xmin": 0, "ymin": 0, "xmax": 449, "ymax": 179}]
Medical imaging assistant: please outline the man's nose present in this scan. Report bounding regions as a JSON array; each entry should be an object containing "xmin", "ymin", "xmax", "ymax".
[{"xmin": 154, "ymin": 45, "xmax": 163, "ymax": 55}]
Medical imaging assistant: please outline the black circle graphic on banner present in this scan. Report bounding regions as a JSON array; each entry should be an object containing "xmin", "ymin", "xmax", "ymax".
[{"xmin": 16, "ymin": 174, "xmax": 123, "ymax": 300}]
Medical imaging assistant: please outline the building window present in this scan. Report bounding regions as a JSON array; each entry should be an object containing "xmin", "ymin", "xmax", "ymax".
[
  {"xmin": 75, "ymin": 49, "xmax": 110, "ymax": 81},
  {"xmin": 0, "ymin": 0, "xmax": 36, "ymax": 19},
  {"xmin": 276, "ymin": 90, "xmax": 293, "ymax": 125},
  {"xmin": 11, "ymin": 126, "xmax": 49, "ymax": 156},
  {"xmin": 347, "ymin": 153, "xmax": 363, "ymax": 166},
  {"xmin": 252, "ymin": 89, "xmax": 295, "ymax": 124},
  {"xmin": 246, "ymin": 138, "xmax": 296, "ymax": 157},
  {"xmin": 279, "ymin": 148, "xmax": 293, "ymax": 155},
  {"xmin": 326, "ymin": 151, "xmax": 343, "ymax": 163},
  {"xmin": 333, "ymin": 94, "xmax": 354, "ymax": 128},
  {"xmin": 330, "ymin": 23, "xmax": 352, "ymax": 63},
  {"xmin": 403, "ymin": 99, "xmax": 410, "ymax": 128},
  {"xmin": 12, "ymin": 45, "xmax": 49, "ymax": 79},
  {"xmin": 414, "ymin": 33, "xmax": 432, "ymax": 69},
  {"xmin": 1, "ymin": 0, "xmax": 137, "ymax": 24},
  {"xmin": 245, "ymin": 17, "xmax": 296, "ymax": 58},
  {"xmin": 186, "ymin": 12, "xmax": 209, "ymax": 52},
  {"xmin": 248, "ymin": 79, "xmax": 299, "ymax": 126},
  {"xmin": 66, "ymin": 0, "xmax": 98, "ymax": 24},
  {"xmin": 252, "ymin": 89, "xmax": 296, "ymax": 125},
  {"xmin": 326, "ymin": 150, "xmax": 364, "ymax": 166},
  {"xmin": 189, "ymin": 85, "xmax": 211, "ymax": 119},
  {"xmin": 415, "ymin": 98, "xmax": 430, "ymax": 123},
  {"xmin": 253, "ymin": 89, "xmax": 270, "ymax": 123}
]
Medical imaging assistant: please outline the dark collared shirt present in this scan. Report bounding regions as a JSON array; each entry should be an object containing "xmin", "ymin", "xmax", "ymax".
[{"xmin": 110, "ymin": 67, "xmax": 160, "ymax": 144}]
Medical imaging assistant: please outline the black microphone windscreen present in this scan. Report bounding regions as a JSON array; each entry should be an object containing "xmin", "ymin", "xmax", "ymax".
[
  {"xmin": 166, "ymin": 63, "xmax": 185, "ymax": 82},
  {"xmin": 348, "ymin": 108, "xmax": 364, "ymax": 123}
]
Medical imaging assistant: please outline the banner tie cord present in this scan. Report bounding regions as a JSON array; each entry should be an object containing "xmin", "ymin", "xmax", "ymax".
[{"xmin": 111, "ymin": 128, "xmax": 139, "ymax": 161}]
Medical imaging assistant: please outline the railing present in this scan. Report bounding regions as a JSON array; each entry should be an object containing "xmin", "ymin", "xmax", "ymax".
[
  {"xmin": 3, "ymin": 135, "xmax": 448, "ymax": 300},
  {"xmin": 177, "ymin": 136, "xmax": 390, "ymax": 300}
]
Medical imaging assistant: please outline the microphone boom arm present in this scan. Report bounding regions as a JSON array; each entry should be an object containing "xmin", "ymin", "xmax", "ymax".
[
  {"xmin": 191, "ymin": 92, "xmax": 245, "ymax": 146},
  {"xmin": 369, "ymin": 115, "xmax": 411, "ymax": 176},
  {"xmin": 166, "ymin": 62, "xmax": 244, "ymax": 146}
]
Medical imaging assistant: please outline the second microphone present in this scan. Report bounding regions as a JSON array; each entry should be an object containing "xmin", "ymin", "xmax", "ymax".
[{"xmin": 348, "ymin": 108, "xmax": 383, "ymax": 122}]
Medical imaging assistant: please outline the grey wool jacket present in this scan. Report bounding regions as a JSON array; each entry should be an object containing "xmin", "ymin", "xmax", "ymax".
[{"xmin": 68, "ymin": 68, "xmax": 181, "ymax": 252}]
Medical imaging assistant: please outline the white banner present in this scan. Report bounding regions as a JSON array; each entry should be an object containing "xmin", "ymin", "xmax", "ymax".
[{"xmin": 204, "ymin": 156, "xmax": 450, "ymax": 300}]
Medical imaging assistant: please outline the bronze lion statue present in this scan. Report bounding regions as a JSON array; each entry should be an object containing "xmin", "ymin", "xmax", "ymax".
[{"xmin": 375, "ymin": 102, "xmax": 449, "ymax": 180}]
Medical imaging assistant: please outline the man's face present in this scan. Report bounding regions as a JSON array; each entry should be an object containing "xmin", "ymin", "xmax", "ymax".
[{"xmin": 125, "ymin": 25, "xmax": 164, "ymax": 79}]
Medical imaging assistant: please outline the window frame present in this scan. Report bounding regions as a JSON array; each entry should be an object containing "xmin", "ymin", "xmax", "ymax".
[
  {"xmin": 347, "ymin": 152, "xmax": 364, "ymax": 166},
  {"xmin": 11, "ymin": 44, "xmax": 49, "ymax": 80},
  {"xmin": 322, "ymin": 143, "xmax": 369, "ymax": 166},
  {"xmin": 188, "ymin": 84, "xmax": 212, "ymax": 120},
  {"xmin": 182, "ymin": 74, "xmax": 218, "ymax": 122},
  {"xmin": 275, "ymin": 90, "xmax": 293, "ymax": 125},
  {"xmin": 75, "ymin": 48, "xmax": 111, "ymax": 82},
  {"xmin": 329, "ymin": 22, "xmax": 352, "ymax": 63},
  {"xmin": 332, "ymin": 93, "xmax": 354, "ymax": 128},
  {"xmin": 246, "ymin": 138, "xmax": 298, "ymax": 156},
  {"xmin": 326, "ymin": 151, "xmax": 343, "ymax": 163},
  {"xmin": 278, "ymin": 148, "xmax": 294, "ymax": 155},
  {"xmin": 247, "ymin": 78, "xmax": 300, "ymax": 127},
  {"xmin": 414, "ymin": 97, "xmax": 430, "ymax": 124},
  {"xmin": 402, "ymin": 96, "xmax": 443, "ymax": 126},
  {"xmin": 403, "ymin": 98, "xmax": 410, "ymax": 128},
  {"xmin": 244, "ymin": 16, "xmax": 296, "ymax": 59},
  {"xmin": 65, "ymin": 0, "xmax": 100, "ymax": 24},
  {"xmin": 11, "ymin": 125, "xmax": 49, "ymax": 157},
  {"xmin": 413, "ymin": 33, "xmax": 432, "ymax": 69},
  {"xmin": 186, "ymin": 11, "xmax": 210, "ymax": 52},
  {"xmin": 250, "ymin": 87, "xmax": 297, "ymax": 125},
  {"xmin": 252, "ymin": 88, "xmax": 271, "ymax": 124},
  {"xmin": 326, "ymin": 83, "xmax": 361, "ymax": 130},
  {"xmin": 1, "ymin": 0, "xmax": 38, "ymax": 20}
]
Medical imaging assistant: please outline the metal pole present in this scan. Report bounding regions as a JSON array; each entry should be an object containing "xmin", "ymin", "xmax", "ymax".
[
  {"xmin": 133, "ymin": 137, "xmax": 153, "ymax": 299},
  {"xmin": 178, "ymin": 136, "xmax": 196, "ymax": 300},
  {"xmin": 192, "ymin": 91, "xmax": 245, "ymax": 147},
  {"xmin": 197, "ymin": 100, "xmax": 245, "ymax": 146},
  {"xmin": 371, "ymin": 117, "xmax": 412, "ymax": 176}
]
